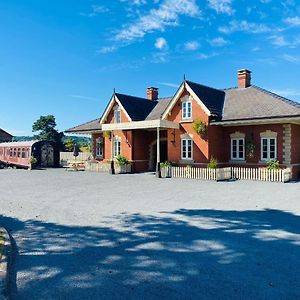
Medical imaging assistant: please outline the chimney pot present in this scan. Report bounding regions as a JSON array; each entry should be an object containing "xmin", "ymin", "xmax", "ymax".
[
  {"xmin": 238, "ymin": 69, "xmax": 251, "ymax": 88},
  {"xmin": 147, "ymin": 87, "xmax": 159, "ymax": 100}
]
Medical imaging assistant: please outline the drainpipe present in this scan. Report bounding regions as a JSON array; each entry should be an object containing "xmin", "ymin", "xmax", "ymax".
[
  {"xmin": 110, "ymin": 131, "xmax": 115, "ymax": 175},
  {"xmin": 156, "ymin": 127, "xmax": 161, "ymax": 178}
]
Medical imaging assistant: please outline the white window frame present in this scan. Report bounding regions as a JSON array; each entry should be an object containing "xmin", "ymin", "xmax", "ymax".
[
  {"xmin": 96, "ymin": 137, "xmax": 103, "ymax": 158},
  {"xmin": 181, "ymin": 138, "xmax": 193, "ymax": 160},
  {"xmin": 114, "ymin": 109, "xmax": 121, "ymax": 124},
  {"xmin": 261, "ymin": 137, "xmax": 277, "ymax": 161},
  {"xmin": 231, "ymin": 138, "xmax": 245, "ymax": 160},
  {"xmin": 113, "ymin": 139, "xmax": 121, "ymax": 158},
  {"xmin": 182, "ymin": 100, "xmax": 192, "ymax": 120}
]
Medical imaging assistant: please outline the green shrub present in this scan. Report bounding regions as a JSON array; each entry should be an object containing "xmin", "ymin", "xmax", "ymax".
[
  {"xmin": 207, "ymin": 157, "xmax": 218, "ymax": 169},
  {"xmin": 266, "ymin": 159, "xmax": 280, "ymax": 170},
  {"xmin": 30, "ymin": 156, "xmax": 38, "ymax": 165},
  {"xmin": 103, "ymin": 131, "xmax": 111, "ymax": 139},
  {"xmin": 160, "ymin": 161, "xmax": 172, "ymax": 168},
  {"xmin": 115, "ymin": 155, "xmax": 129, "ymax": 165},
  {"xmin": 192, "ymin": 119, "xmax": 207, "ymax": 137}
]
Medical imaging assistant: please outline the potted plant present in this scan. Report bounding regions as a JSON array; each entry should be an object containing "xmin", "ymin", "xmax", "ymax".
[
  {"xmin": 192, "ymin": 119, "xmax": 208, "ymax": 138},
  {"xmin": 160, "ymin": 161, "xmax": 172, "ymax": 177},
  {"xmin": 29, "ymin": 156, "xmax": 38, "ymax": 170},
  {"xmin": 115, "ymin": 155, "xmax": 130, "ymax": 173}
]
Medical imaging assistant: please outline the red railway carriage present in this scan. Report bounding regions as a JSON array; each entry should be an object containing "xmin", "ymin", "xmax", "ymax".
[{"xmin": 0, "ymin": 140, "xmax": 59, "ymax": 169}]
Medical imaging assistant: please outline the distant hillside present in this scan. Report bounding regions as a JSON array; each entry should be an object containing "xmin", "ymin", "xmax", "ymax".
[{"xmin": 13, "ymin": 136, "xmax": 91, "ymax": 144}]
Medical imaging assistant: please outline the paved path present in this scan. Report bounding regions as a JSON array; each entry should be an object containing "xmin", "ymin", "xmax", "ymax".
[{"xmin": 0, "ymin": 169, "xmax": 300, "ymax": 299}]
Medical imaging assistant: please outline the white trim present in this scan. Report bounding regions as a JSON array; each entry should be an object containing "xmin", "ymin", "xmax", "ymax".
[
  {"xmin": 211, "ymin": 117, "xmax": 300, "ymax": 126},
  {"xmin": 182, "ymin": 98, "xmax": 192, "ymax": 120},
  {"xmin": 231, "ymin": 137, "xmax": 245, "ymax": 161},
  {"xmin": 181, "ymin": 138, "xmax": 193, "ymax": 160},
  {"xmin": 162, "ymin": 81, "xmax": 211, "ymax": 120},
  {"xmin": 95, "ymin": 137, "xmax": 103, "ymax": 158},
  {"xmin": 260, "ymin": 137, "xmax": 277, "ymax": 161},
  {"xmin": 102, "ymin": 119, "xmax": 179, "ymax": 131},
  {"xmin": 100, "ymin": 94, "xmax": 132, "ymax": 124},
  {"xmin": 114, "ymin": 109, "xmax": 121, "ymax": 124},
  {"xmin": 113, "ymin": 138, "xmax": 121, "ymax": 158}
]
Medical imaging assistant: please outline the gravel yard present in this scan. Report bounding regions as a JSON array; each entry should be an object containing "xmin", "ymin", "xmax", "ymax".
[{"xmin": 0, "ymin": 168, "xmax": 300, "ymax": 299}]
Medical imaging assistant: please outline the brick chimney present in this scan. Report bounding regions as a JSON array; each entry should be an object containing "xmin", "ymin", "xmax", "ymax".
[
  {"xmin": 146, "ymin": 87, "xmax": 159, "ymax": 100},
  {"xmin": 238, "ymin": 69, "xmax": 251, "ymax": 88}
]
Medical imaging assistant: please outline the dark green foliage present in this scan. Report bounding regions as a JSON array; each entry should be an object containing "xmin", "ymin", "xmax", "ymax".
[{"xmin": 32, "ymin": 115, "xmax": 64, "ymax": 150}]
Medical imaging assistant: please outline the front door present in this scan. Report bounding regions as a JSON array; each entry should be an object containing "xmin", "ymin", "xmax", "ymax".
[
  {"xmin": 150, "ymin": 140, "xmax": 168, "ymax": 171},
  {"xmin": 40, "ymin": 144, "xmax": 54, "ymax": 167}
]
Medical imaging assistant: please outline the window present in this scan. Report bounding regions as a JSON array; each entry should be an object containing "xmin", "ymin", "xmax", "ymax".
[
  {"xmin": 231, "ymin": 138, "xmax": 244, "ymax": 160},
  {"xmin": 13, "ymin": 148, "xmax": 17, "ymax": 157},
  {"xmin": 6, "ymin": 148, "xmax": 10, "ymax": 157},
  {"xmin": 181, "ymin": 139, "xmax": 193, "ymax": 160},
  {"xmin": 25, "ymin": 148, "xmax": 30, "ymax": 158},
  {"xmin": 114, "ymin": 110, "xmax": 121, "ymax": 123},
  {"xmin": 182, "ymin": 101, "xmax": 192, "ymax": 119},
  {"xmin": 21, "ymin": 148, "xmax": 25, "ymax": 158},
  {"xmin": 261, "ymin": 137, "xmax": 277, "ymax": 161},
  {"xmin": 9, "ymin": 148, "xmax": 13, "ymax": 157},
  {"xmin": 113, "ymin": 139, "xmax": 121, "ymax": 157},
  {"xmin": 96, "ymin": 138, "xmax": 103, "ymax": 158},
  {"xmin": 17, "ymin": 148, "xmax": 21, "ymax": 158}
]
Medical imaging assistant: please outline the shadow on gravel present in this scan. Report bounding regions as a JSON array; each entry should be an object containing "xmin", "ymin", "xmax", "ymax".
[{"xmin": 1, "ymin": 209, "xmax": 300, "ymax": 300}]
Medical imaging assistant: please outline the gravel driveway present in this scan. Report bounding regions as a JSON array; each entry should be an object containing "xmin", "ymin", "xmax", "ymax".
[{"xmin": 0, "ymin": 169, "xmax": 300, "ymax": 300}]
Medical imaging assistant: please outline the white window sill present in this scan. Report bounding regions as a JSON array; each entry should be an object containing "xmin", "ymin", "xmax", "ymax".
[
  {"xmin": 229, "ymin": 160, "xmax": 246, "ymax": 164},
  {"xmin": 179, "ymin": 159, "xmax": 194, "ymax": 164},
  {"xmin": 180, "ymin": 119, "xmax": 193, "ymax": 123}
]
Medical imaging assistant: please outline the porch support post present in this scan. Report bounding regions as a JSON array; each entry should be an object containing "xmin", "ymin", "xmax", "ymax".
[
  {"xmin": 156, "ymin": 127, "xmax": 161, "ymax": 178},
  {"xmin": 110, "ymin": 131, "xmax": 115, "ymax": 175}
]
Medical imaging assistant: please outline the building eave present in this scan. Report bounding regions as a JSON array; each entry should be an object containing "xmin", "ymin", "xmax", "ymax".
[{"xmin": 211, "ymin": 115, "xmax": 300, "ymax": 126}]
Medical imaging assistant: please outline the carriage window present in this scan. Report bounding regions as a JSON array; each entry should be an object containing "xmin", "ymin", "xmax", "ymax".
[
  {"xmin": 21, "ymin": 148, "xmax": 25, "ymax": 158},
  {"xmin": 25, "ymin": 148, "xmax": 30, "ymax": 158},
  {"xmin": 9, "ymin": 148, "xmax": 13, "ymax": 157},
  {"xmin": 6, "ymin": 148, "xmax": 9, "ymax": 156},
  {"xmin": 17, "ymin": 148, "xmax": 21, "ymax": 158},
  {"xmin": 0, "ymin": 148, "xmax": 2, "ymax": 156},
  {"xmin": 13, "ymin": 148, "xmax": 17, "ymax": 157}
]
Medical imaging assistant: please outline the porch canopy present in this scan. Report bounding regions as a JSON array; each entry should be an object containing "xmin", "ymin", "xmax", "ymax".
[{"xmin": 101, "ymin": 119, "xmax": 179, "ymax": 131}]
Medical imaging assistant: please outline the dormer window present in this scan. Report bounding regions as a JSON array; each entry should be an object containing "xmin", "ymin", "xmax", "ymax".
[
  {"xmin": 114, "ymin": 108, "xmax": 121, "ymax": 123},
  {"xmin": 182, "ymin": 97, "xmax": 192, "ymax": 119}
]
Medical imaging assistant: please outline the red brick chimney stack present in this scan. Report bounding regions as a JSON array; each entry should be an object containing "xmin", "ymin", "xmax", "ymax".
[
  {"xmin": 238, "ymin": 69, "xmax": 252, "ymax": 88},
  {"xmin": 147, "ymin": 87, "xmax": 159, "ymax": 100}
]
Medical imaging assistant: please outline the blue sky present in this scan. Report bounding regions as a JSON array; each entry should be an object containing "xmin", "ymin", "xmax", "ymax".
[{"xmin": 1, "ymin": 0, "xmax": 300, "ymax": 136}]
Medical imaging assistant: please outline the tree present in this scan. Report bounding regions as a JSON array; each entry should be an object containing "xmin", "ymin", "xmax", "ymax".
[
  {"xmin": 32, "ymin": 115, "xmax": 64, "ymax": 150},
  {"xmin": 63, "ymin": 139, "xmax": 75, "ymax": 152}
]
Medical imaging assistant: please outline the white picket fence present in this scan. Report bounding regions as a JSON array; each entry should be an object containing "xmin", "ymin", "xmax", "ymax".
[
  {"xmin": 162, "ymin": 167, "xmax": 231, "ymax": 181},
  {"xmin": 231, "ymin": 167, "xmax": 291, "ymax": 183},
  {"xmin": 161, "ymin": 166, "xmax": 291, "ymax": 182}
]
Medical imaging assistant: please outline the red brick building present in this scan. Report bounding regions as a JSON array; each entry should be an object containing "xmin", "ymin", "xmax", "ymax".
[
  {"xmin": 66, "ymin": 70, "xmax": 300, "ymax": 179},
  {"xmin": 0, "ymin": 128, "xmax": 12, "ymax": 143}
]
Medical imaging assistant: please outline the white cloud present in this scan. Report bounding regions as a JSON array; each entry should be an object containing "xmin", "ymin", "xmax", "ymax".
[
  {"xmin": 120, "ymin": 0, "xmax": 147, "ymax": 6},
  {"xmin": 219, "ymin": 20, "xmax": 271, "ymax": 34},
  {"xmin": 69, "ymin": 95, "xmax": 99, "ymax": 102},
  {"xmin": 208, "ymin": 0, "xmax": 234, "ymax": 15},
  {"xmin": 284, "ymin": 16, "xmax": 300, "ymax": 26},
  {"xmin": 282, "ymin": 54, "xmax": 300, "ymax": 63},
  {"xmin": 80, "ymin": 5, "xmax": 109, "ymax": 17},
  {"xmin": 155, "ymin": 37, "xmax": 168, "ymax": 49},
  {"xmin": 159, "ymin": 82, "xmax": 178, "ymax": 88},
  {"xmin": 209, "ymin": 37, "xmax": 229, "ymax": 46},
  {"xmin": 184, "ymin": 40, "xmax": 200, "ymax": 50},
  {"xmin": 197, "ymin": 52, "xmax": 219, "ymax": 60},
  {"xmin": 114, "ymin": 0, "xmax": 200, "ymax": 42},
  {"xmin": 269, "ymin": 35, "xmax": 300, "ymax": 47},
  {"xmin": 97, "ymin": 46, "xmax": 117, "ymax": 54}
]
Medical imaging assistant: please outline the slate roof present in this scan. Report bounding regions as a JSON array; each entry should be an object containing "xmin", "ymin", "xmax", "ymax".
[
  {"xmin": 223, "ymin": 86, "xmax": 300, "ymax": 121},
  {"xmin": 65, "ymin": 118, "xmax": 101, "ymax": 133},
  {"xmin": 186, "ymin": 80, "xmax": 225, "ymax": 116},
  {"xmin": 115, "ymin": 93, "xmax": 158, "ymax": 121},
  {"xmin": 146, "ymin": 97, "xmax": 173, "ymax": 120},
  {"xmin": 0, "ymin": 128, "xmax": 13, "ymax": 137}
]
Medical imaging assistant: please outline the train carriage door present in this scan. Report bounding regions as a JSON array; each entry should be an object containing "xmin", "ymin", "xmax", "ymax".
[{"xmin": 41, "ymin": 143, "xmax": 54, "ymax": 167}]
